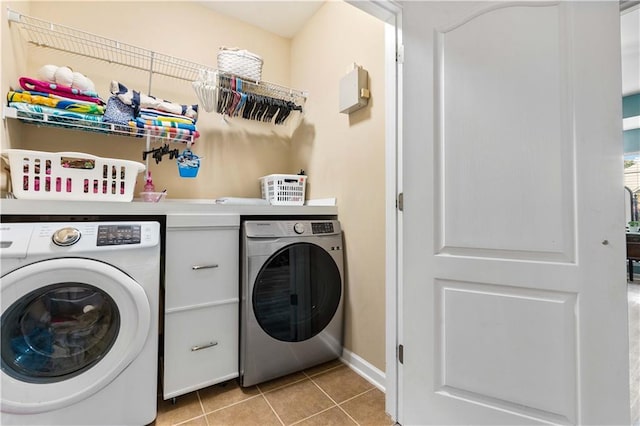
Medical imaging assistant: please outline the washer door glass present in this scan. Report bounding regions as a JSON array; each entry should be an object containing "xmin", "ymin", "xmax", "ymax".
[
  {"xmin": 1, "ymin": 283, "xmax": 120, "ymax": 383},
  {"xmin": 253, "ymin": 242, "xmax": 341, "ymax": 342}
]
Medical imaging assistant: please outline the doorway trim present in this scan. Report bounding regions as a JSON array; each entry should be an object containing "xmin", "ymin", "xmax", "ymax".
[{"xmin": 345, "ymin": 0, "xmax": 403, "ymax": 421}]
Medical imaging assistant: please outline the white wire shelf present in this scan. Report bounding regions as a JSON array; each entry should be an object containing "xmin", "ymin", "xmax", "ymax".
[
  {"xmin": 3, "ymin": 106, "xmax": 197, "ymax": 144},
  {"xmin": 7, "ymin": 8, "xmax": 307, "ymax": 104},
  {"xmin": 7, "ymin": 8, "xmax": 209, "ymax": 82}
]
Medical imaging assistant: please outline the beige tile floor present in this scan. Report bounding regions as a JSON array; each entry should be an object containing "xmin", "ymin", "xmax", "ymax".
[
  {"xmin": 150, "ymin": 360, "xmax": 393, "ymax": 426},
  {"xmin": 150, "ymin": 284, "xmax": 640, "ymax": 426}
]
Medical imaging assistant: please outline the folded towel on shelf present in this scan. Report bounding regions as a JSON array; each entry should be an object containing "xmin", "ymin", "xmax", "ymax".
[
  {"xmin": 127, "ymin": 121, "xmax": 200, "ymax": 142},
  {"xmin": 139, "ymin": 108, "xmax": 196, "ymax": 124},
  {"xmin": 133, "ymin": 117, "xmax": 196, "ymax": 131},
  {"xmin": 11, "ymin": 88, "xmax": 103, "ymax": 106},
  {"xmin": 7, "ymin": 90, "xmax": 105, "ymax": 115},
  {"xmin": 110, "ymin": 81, "xmax": 198, "ymax": 121},
  {"xmin": 19, "ymin": 77, "xmax": 105, "ymax": 105},
  {"xmin": 138, "ymin": 112, "xmax": 195, "ymax": 125},
  {"xmin": 9, "ymin": 101, "xmax": 104, "ymax": 123},
  {"xmin": 8, "ymin": 102, "xmax": 112, "ymax": 137}
]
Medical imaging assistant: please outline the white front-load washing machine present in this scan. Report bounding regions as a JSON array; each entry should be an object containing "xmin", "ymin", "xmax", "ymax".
[
  {"xmin": 0, "ymin": 221, "xmax": 160, "ymax": 426},
  {"xmin": 240, "ymin": 219, "xmax": 344, "ymax": 387}
]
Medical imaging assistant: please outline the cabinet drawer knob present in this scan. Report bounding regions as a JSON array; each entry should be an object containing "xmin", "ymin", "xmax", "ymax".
[
  {"xmin": 191, "ymin": 341, "xmax": 218, "ymax": 351},
  {"xmin": 192, "ymin": 264, "xmax": 219, "ymax": 270}
]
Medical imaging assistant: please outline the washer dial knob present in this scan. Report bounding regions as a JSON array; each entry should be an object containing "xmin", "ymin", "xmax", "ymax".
[
  {"xmin": 293, "ymin": 223, "xmax": 305, "ymax": 234},
  {"xmin": 52, "ymin": 227, "xmax": 81, "ymax": 246}
]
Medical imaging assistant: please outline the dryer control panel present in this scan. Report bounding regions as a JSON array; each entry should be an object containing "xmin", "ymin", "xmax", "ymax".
[
  {"xmin": 311, "ymin": 222, "xmax": 334, "ymax": 234},
  {"xmin": 244, "ymin": 220, "xmax": 341, "ymax": 238}
]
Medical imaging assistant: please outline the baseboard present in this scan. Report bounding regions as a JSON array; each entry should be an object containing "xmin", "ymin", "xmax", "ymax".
[{"xmin": 340, "ymin": 348, "xmax": 386, "ymax": 392}]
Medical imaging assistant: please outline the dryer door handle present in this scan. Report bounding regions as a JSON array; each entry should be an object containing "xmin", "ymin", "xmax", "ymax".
[{"xmin": 192, "ymin": 264, "xmax": 219, "ymax": 270}]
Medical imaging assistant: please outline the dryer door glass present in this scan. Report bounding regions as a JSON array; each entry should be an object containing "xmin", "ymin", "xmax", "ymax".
[
  {"xmin": 253, "ymin": 242, "xmax": 341, "ymax": 342},
  {"xmin": 1, "ymin": 283, "xmax": 120, "ymax": 383}
]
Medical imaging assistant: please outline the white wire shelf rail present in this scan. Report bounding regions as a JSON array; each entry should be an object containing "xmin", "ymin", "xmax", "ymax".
[
  {"xmin": 6, "ymin": 8, "xmax": 308, "ymax": 103},
  {"xmin": 3, "ymin": 106, "xmax": 198, "ymax": 144}
]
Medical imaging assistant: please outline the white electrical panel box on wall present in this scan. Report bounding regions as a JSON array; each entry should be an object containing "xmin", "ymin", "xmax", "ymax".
[{"xmin": 339, "ymin": 64, "xmax": 370, "ymax": 114}]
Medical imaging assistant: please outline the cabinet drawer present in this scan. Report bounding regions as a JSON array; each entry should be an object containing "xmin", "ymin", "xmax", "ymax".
[
  {"xmin": 165, "ymin": 228, "xmax": 238, "ymax": 310},
  {"xmin": 163, "ymin": 303, "xmax": 238, "ymax": 399}
]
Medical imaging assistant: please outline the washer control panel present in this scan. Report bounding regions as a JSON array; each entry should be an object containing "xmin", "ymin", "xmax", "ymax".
[
  {"xmin": 96, "ymin": 224, "xmax": 142, "ymax": 246},
  {"xmin": 0, "ymin": 222, "xmax": 160, "ymax": 258}
]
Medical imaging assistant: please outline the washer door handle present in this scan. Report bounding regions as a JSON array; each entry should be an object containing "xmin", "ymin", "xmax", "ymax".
[
  {"xmin": 192, "ymin": 264, "xmax": 219, "ymax": 270},
  {"xmin": 191, "ymin": 341, "xmax": 218, "ymax": 351}
]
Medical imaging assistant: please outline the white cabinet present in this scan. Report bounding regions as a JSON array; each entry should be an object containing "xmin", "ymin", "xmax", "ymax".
[{"xmin": 163, "ymin": 214, "xmax": 240, "ymax": 400}]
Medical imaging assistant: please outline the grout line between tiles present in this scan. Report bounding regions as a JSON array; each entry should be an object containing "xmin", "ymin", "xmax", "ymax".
[
  {"xmin": 260, "ymin": 393, "xmax": 286, "ymax": 426},
  {"xmin": 334, "ymin": 400, "xmax": 361, "ymax": 425},
  {"xmin": 172, "ymin": 414, "xmax": 208, "ymax": 426},
  {"xmin": 339, "ymin": 387, "xmax": 377, "ymax": 405},
  {"xmin": 258, "ymin": 376, "xmax": 309, "ymax": 395},
  {"xmin": 304, "ymin": 363, "xmax": 345, "ymax": 378},
  {"xmin": 201, "ymin": 393, "xmax": 263, "ymax": 417},
  {"xmin": 196, "ymin": 390, "xmax": 210, "ymax": 426},
  {"xmin": 338, "ymin": 387, "xmax": 377, "ymax": 426},
  {"xmin": 165, "ymin": 393, "xmax": 209, "ymax": 426},
  {"xmin": 288, "ymin": 405, "xmax": 339, "ymax": 426},
  {"xmin": 306, "ymin": 371, "xmax": 360, "ymax": 426}
]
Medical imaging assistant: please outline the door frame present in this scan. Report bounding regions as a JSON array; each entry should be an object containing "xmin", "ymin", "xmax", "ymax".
[{"xmin": 345, "ymin": 0, "xmax": 403, "ymax": 422}]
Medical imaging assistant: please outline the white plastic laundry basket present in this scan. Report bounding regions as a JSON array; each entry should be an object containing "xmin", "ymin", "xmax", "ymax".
[
  {"xmin": 3, "ymin": 149, "xmax": 145, "ymax": 202},
  {"xmin": 260, "ymin": 174, "xmax": 307, "ymax": 206},
  {"xmin": 217, "ymin": 47, "xmax": 263, "ymax": 81}
]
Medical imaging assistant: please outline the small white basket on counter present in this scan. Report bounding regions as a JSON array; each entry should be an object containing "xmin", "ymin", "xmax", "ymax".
[
  {"xmin": 3, "ymin": 149, "xmax": 145, "ymax": 202},
  {"xmin": 260, "ymin": 174, "xmax": 307, "ymax": 206},
  {"xmin": 217, "ymin": 47, "xmax": 263, "ymax": 81}
]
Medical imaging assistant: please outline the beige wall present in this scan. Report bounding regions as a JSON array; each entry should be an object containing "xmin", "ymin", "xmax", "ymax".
[
  {"xmin": 1, "ymin": 1, "xmax": 387, "ymax": 373},
  {"xmin": 1, "ymin": 3, "xmax": 30, "ymax": 191},
  {"xmin": 290, "ymin": 2, "xmax": 386, "ymax": 371},
  {"xmin": 2, "ymin": 1, "xmax": 296, "ymax": 198}
]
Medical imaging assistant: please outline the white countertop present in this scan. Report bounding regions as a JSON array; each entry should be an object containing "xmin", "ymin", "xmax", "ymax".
[{"xmin": 0, "ymin": 199, "xmax": 338, "ymax": 217}]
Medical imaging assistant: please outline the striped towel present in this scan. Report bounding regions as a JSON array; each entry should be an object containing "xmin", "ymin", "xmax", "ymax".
[
  {"xmin": 133, "ymin": 118, "xmax": 196, "ymax": 131},
  {"xmin": 8, "ymin": 90, "xmax": 105, "ymax": 115}
]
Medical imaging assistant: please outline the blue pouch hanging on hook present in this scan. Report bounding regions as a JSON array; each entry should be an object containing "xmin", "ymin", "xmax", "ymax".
[{"xmin": 177, "ymin": 149, "xmax": 200, "ymax": 178}]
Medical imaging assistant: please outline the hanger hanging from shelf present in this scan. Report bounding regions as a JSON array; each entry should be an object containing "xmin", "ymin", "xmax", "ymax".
[
  {"xmin": 215, "ymin": 73, "xmax": 304, "ymax": 125},
  {"xmin": 142, "ymin": 143, "xmax": 180, "ymax": 164},
  {"xmin": 216, "ymin": 73, "xmax": 306, "ymax": 104}
]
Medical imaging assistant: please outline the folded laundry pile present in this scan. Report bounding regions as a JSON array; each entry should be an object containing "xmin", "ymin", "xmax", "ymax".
[
  {"xmin": 7, "ymin": 76, "xmax": 106, "ymax": 129},
  {"xmin": 105, "ymin": 81, "xmax": 199, "ymax": 143},
  {"xmin": 5, "ymin": 68, "xmax": 200, "ymax": 144}
]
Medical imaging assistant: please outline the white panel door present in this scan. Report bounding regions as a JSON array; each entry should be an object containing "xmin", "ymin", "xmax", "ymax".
[{"xmin": 401, "ymin": 1, "xmax": 630, "ymax": 424}]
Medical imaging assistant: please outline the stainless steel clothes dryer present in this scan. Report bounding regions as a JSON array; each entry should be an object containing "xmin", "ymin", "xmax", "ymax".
[{"xmin": 240, "ymin": 220, "xmax": 344, "ymax": 387}]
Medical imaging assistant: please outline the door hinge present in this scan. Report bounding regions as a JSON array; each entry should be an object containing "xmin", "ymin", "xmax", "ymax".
[
  {"xmin": 397, "ymin": 192, "xmax": 403, "ymax": 211},
  {"xmin": 398, "ymin": 344, "xmax": 404, "ymax": 364},
  {"xmin": 396, "ymin": 44, "xmax": 404, "ymax": 64}
]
